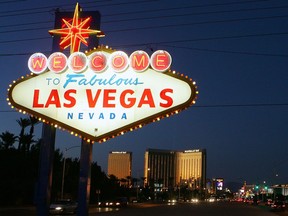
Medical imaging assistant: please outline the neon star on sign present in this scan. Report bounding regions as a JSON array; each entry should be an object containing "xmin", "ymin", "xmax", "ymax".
[{"xmin": 49, "ymin": 3, "xmax": 104, "ymax": 53}]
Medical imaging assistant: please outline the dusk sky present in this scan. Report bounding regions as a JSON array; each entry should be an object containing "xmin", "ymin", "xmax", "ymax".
[{"xmin": 1, "ymin": 0, "xmax": 288, "ymax": 186}]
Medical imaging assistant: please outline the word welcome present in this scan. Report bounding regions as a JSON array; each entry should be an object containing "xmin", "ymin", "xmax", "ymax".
[{"xmin": 28, "ymin": 50, "xmax": 172, "ymax": 74}]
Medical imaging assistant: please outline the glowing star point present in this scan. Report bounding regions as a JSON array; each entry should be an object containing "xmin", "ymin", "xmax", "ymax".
[{"xmin": 49, "ymin": 3, "xmax": 105, "ymax": 54}]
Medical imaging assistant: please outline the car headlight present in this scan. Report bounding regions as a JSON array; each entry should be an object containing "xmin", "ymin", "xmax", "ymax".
[{"xmin": 55, "ymin": 207, "xmax": 62, "ymax": 210}]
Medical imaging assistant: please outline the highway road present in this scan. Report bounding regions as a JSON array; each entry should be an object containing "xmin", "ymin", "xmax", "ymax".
[
  {"xmin": 93, "ymin": 201, "xmax": 286, "ymax": 216},
  {"xmin": 0, "ymin": 201, "xmax": 287, "ymax": 216}
]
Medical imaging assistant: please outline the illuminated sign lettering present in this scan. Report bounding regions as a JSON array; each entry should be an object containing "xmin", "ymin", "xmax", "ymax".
[
  {"xmin": 111, "ymin": 151, "xmax": 128, "ymax": 154},
  {"xmin": 28, "ymin": 50, "xmax": 171, "ymax": 75},
  {"xmin": 184, "ymin": 149, "xmax": 200, "ymax": 153}
]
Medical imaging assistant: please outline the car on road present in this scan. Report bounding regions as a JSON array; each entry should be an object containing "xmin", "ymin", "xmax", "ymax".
[
  {"xmin": 190, "ymin": 198, "xmax": 199, "ymax": 203},
  {"xmin": 49, "ymin": 199, "xmax": 78, "ymax": 215},
  {"xmin": 98, "ymin": 200, "xmax": 123, "ymax": 208},
  {"xmin": 270, "ymin": 201, "xmax": 285, "ymax": 211},
  {"xmin": 167, "ymin": 198, "xmax": 177, "ymax": 204},
  {"xmin": 98, "ymin": 197, "xmax": 128, "ymax": 208},
  {"xmin": 265, "ymin": 199, "xmax": 273, "ymax": 206},
  {"xmin": 206, "ymin": 197, "xmax": 216, "ymax": 202}
]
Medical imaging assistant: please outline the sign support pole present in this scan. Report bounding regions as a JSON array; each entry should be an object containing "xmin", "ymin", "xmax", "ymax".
[
  {"xmin": 77, "ymin": 139, "xmax": 93, "ymax": 216},
  {"xmin": 35, "ymin": 10, "xmax": 63, "ymax": 215},
  {"xmin": 50, "ymin": 9, "xmax": 101, "ymax": 216},
  {"xmin": 35, "ymin": 125, "xmax": 56, "ymax": 216}
]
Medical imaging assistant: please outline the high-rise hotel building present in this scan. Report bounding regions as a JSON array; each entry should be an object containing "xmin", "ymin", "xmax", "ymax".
[
  {"xmin": 144, "ymin": 149, "xmax": 176, "ymax": 189},
  {"xmin": 144, "ymin": 148, "xmax": 206, "ymax": 190},
  {"xmin": 108, "ymin": 151, "xmax": 132, "ymax": 180},
  {"xmin": 176, "ymin": 149, "xmax": 206, "ymax": 190}
]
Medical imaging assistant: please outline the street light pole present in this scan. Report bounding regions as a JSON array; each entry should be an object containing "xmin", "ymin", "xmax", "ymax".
[
  {"xmin": 61, "ymin": 146, "xmax": 80, "ymax": 199},
  {"xmin": 61, "ymin": 155, "xmax": 67, "ymax": 199}
]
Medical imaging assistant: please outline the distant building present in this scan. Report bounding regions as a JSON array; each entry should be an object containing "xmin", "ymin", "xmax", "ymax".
[
  {"xmin": 272, "ymin": 184, "xmax": 288, "ymax": 196},
  {"xmin": 210, "ymin": 178, "xmax": 224, "ymax": 194},
  {"xmin": 144, "ymin": 149, "xmax": 176, "ymax": 189},
  {"xmin": 176, "ymin": 149, "xmax": 207, "ymax": 190},
  {"xmin": 108, "ymin": 151, "xmax": 132, "ymax": 181},
  {"xmin": 144, "ymin": 148, "xmax": 206, "ymax": 190}
]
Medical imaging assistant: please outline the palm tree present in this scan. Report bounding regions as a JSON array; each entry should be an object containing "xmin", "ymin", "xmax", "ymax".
[
  {"xmin": 120, "ymin": 178, "xmax": 128, "ymax": 187},
  {"xmin": 132, "ymin": 178, "xmax": 139, "ymax": 188},
  {"xmin": 16, "ymin": 118, "xmax": 30, "ymax": 150},
  {"xmin": 126, "ymin": 176, "xmax": 132, "ymax": 188},
  {"xmin": 108, "ymin": 174, "xmax": 120, "ymax": 185},
  {"xmin": 0, "ymin": 131, "xmax": 17, "ymax": 150},
  {"xmin": 25, "ymin": 117, "xmax": 40, "ymax": 152},
  {"xmin": 141, "ymin": 177, "xmax": 146, "ymax": 187},
  {"xmin": 28, "ymin": 116, "xmax": 39, "ymax": 138},
  {"xmin": 22, "ymin": 134, "xmax": 36, "ymax": 152}
]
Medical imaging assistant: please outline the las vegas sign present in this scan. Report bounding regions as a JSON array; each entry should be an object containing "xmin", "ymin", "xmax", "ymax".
[{"xmin": 7, "ymin": 4, "xmax": 198, "ymax": 143}]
